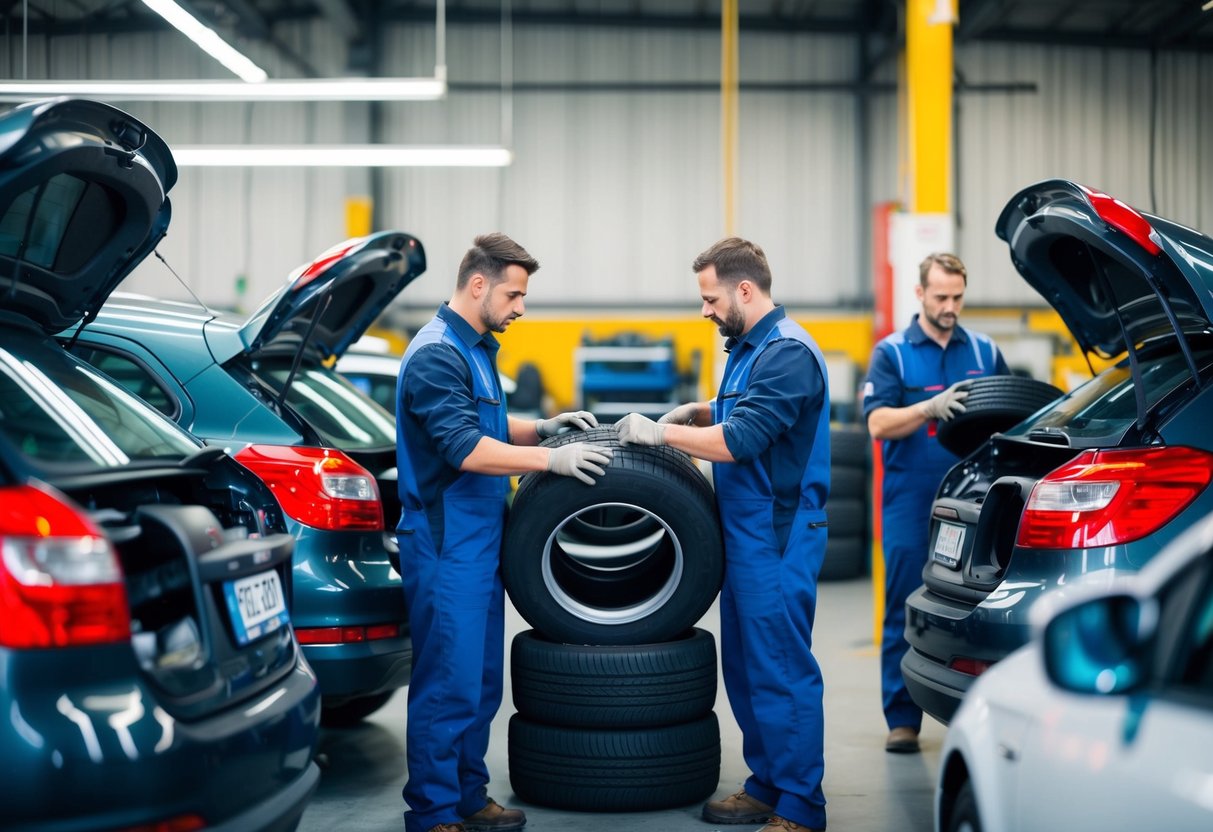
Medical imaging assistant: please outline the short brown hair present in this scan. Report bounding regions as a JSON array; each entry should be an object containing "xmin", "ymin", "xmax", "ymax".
[
  {"xmin": 457, "ymin": 232, "xmax": 539, "ymax": 288},
  {"xmin": 919, "ymin": 252, "xmax": 967, "ymax": 287},
  {"xmin": 691, "ymin": 237, "xmax": 772, "ymax": 294}
]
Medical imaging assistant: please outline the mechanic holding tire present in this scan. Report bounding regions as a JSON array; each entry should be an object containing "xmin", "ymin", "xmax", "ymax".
[
  {"xmin": 395, "ymin": 233, "xmax": 614, "ymax": 832},
  {"xmin": 616, "ymin": 237, "xmax": 831, "ymax": 832},
  {"xmin": 862, "ymin": 252, "xmax": 1009, "ymax": 754}
]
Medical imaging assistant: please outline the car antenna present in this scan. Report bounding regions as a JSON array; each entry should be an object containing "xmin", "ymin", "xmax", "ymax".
[{"xmin": 278, "ymin": 291, "xmax": 333, "ymax": 409}]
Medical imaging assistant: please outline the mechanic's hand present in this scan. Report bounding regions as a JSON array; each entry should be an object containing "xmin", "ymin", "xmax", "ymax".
[
  {"xmin": 546, "ymin": 443, "xmax": 613, "ymax": 485},
  {"xmin": 919, "ymin": 380, "xmax": 972, "ymax": 422},
  {"xmin": 535, "ymin": 410, "xmax": 599, "ymax": 438},
  {"xmin": 614, "ymin": 412, "xmax": 667, "ymax": 446},
  {"xmin": 657, "ymin": 402, "xmax": 701, "ymax": 426}
]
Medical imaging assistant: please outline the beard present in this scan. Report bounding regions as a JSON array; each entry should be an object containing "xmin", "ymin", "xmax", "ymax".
[
  {"xmin": 924, "ymin": 309, "xmax": 958, "ymax": 332},
  {"xmin": 711, "ymin": 302, "xmax": 747, "ymax": 339},
  {"xmin": 480, "ymin": 294, "xmax": 518, "ymax": 333}
]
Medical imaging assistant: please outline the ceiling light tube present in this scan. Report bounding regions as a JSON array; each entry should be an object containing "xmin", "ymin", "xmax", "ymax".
[
  {"xmin": 172, "ymin": 145, "xmax": 513, "ymax": 167},
  {"xmin": 141, "ymin": 0, "xmax": 268, "ymax": 83},
  {"xmin": 0, "ymin": 78, "xmax": 447, "ymax": 102}
]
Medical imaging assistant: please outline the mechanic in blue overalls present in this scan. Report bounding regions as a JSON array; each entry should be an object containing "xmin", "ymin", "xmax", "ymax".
[
  {"xmin": 863, "ymin": 252, "xmax": 1008, "ymax": 754},
  {"xmin": 616, "ymin": 237, "xmax": 831, "ymax": 832},
  {"xmin": 396, "ymin": 233, "xmax": 613, "ymax": 832}
]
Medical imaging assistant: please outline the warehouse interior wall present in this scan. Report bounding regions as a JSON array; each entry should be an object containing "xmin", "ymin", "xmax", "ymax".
[{"xmin": 7, "ymin": 17, "xmax": 1210, "ymax": 325}]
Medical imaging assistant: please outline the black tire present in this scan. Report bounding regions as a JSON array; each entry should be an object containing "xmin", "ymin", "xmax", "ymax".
[
  {"xmin": 945, "ymin": 781, "xmax": 983, "ymax": 832},
  {"xmin": 320, "ymin": 691, "xmax": 395, "ymax": 727},
  {"xmin": 937, "ymin": 376, "xmax": 1064, "ymax": 458},
  {"xmin": 819, "ymin": 534, "xmax": 866, "ymax": 581},
  {"xmin": 508, "ymin": 713, "xmax": 721, "ymax": 812},
  {"xmin": 830, "ymin": 465, "xmax": 867, "ymax": 501},
  {"xmin": 502, "ymin": 427, "xmax": 724, "ymax": 645},
  {"xmin": 511, "ymin": 628, "xmax": 717, "ymax": 728},
  {"xmin": 826, "ymin": 497, "xmax": 865, "ymax": 539},
  {"xmin": 830, "ymin": 424, "xmax": 870, "ymax": 468}
]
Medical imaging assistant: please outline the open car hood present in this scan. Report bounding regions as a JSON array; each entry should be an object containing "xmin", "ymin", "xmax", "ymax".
[
  {"xmin": 0, "ymin": 97, "xmax": 176, "ymax": 334},
  {"xmin": 995, "ymin": 179, "xmax": 1213, "ymax": 359},
  {"xmin": 208, "ymin": 230, "xmax": 426, "ymax": 364}
]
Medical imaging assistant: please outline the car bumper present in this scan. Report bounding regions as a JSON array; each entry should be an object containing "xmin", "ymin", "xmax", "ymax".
[{"xmin": 304, "ymin": 634, "xmax": 414, "ymax": 698}]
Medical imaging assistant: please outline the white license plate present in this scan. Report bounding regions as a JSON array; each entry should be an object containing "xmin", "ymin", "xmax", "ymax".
[
  {"xmin": 223, "ymin": 570, "xmax": 289, "ymax": 645},
  {"xmin": 933, "ymin": 521, "xmax": 966, "ymax": 568}
]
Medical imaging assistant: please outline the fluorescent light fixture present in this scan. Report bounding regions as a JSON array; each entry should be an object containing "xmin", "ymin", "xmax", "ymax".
[
  {"xmin": 173, "ymin": 145, "xmax": 513, "ymax": 167},
  {"xmin": 141, "ymin": 0, "xmax": 267, "ymax": 83},
  {"xmin": 0, "ymin": 77, "xmax": 447, "ymax": 102}
]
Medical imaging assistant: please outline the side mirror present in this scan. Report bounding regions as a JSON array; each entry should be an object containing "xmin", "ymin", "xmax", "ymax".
[{"xmin": 1042, "ymin": 592, "xmax": 1158, "ymax": 695}]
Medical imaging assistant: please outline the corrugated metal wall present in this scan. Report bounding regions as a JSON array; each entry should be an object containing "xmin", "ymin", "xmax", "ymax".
[{"xmin": 5, "ymin": 19, "xmax": 1211, "ymax": 313}]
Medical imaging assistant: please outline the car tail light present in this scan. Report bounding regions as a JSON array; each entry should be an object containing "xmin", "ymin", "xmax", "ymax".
[
  {"xmin": 1079, "ymin": 184, "xmax": 1162, "ymax": 255},
  {"xmin": 235, "ymin": 444, "xmax": 383, "ymax": 531},
  {"xmin": 1016, "ymin": 446, "xmax": 1213, "ymax": 549},
  {"xmin": 948, "ymin": 657, "xmax": 994, "ymax": 677},
  {"xmin": 296, "ymin": 622, "xmax": 403, "ymax": 645},
  {"xmin": 118, "ymin": 814, "xmax": 206, "ymax": 832},
  {"xmin": 291, "ymin": 236, "xmax": 368, "ymax": 289},
  {"xmin": 0, "ymin": 484, "xmax": 131, "ymax": 649}
]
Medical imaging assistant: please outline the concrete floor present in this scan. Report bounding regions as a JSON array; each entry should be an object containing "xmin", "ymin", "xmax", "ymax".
[{"xmin": 299, "ymin": 576, "xmax": 944, "ymax": 832}]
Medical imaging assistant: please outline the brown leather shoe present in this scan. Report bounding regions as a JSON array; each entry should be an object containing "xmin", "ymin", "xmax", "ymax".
[
  {"xmin": 886, "ymin": 725, "xmax": 921, "ymax": 754},
  {"xmin": 759, "ymin": 816, "xmax": 824, "ymax": 832},
  {"xmin": 703, "ymin": 789, "xmax": 774, "ymax": 824},
  {"xmin": 462, "ymin": 797, "xmax": 526, "ymax": 832},
  {"xmin": 426, "ymin": 825, "xmax": 465, "ymax": 832}
]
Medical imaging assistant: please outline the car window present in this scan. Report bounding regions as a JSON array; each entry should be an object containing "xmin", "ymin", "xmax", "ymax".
[
  {"xmin": 252, "ymin": 360, "xmax": 396, "ymax": 450},
  {"xmin": 0, "ymin": 340, "xmax": 198, "ymax": 467},
  {"xmin": 1004, "ymin": 344, "xmax": 1213, "ymax": 441},
  {"xmin": 342, "ymin": 372, "xmax": 398, "ymax": 414},
  {"xmin": 68, "ymin": 345, "xmax": 180, "ymax": 419},
  {"xmin": 0, "ymin": 174, "xmax": 119, "ymax": 271}
]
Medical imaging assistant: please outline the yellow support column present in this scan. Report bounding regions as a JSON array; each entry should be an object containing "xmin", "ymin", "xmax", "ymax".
[
  {"xmin": 721, "ymin": 0, "xmax": 739, "ymax": 236},
  {"xmin": 874, "ymin": 0, "xmax": 957, "ymax": 646}
]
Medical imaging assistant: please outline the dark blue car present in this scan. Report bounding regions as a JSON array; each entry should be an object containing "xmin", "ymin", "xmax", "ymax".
[
  {"xmin": 0, "ymin": 98, "xmax": 320, "ymax": 830},
  {"xmin": 66, "ymin": 231, "xmax": 424, "ymax": 725},
  {"xmin": 903, "ymin": 180, "xmax": 1213, "ymax": 724}
]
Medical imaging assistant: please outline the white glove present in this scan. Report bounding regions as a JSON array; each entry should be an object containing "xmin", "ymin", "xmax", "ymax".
[
  {"xmin": 535, "ymin": 410, "xmax": 598, "ymax": 438},
  {"xmin": 546, "ymin": 443, "xmax": 613, "ymax": 485},
  {"xmin": 919, "ymin": 380, "xmax": 972, "ymax": 422},
  {"xmin": 615, "ymin": 413, "xmax": 667, "ymax": 447},
  {"xmin": 657, "ymin": 403, "xmax": 701, "ymax": 426}
]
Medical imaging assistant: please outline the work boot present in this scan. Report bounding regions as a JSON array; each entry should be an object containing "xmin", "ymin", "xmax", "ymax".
[
  {"xmin": 462, "ymin": 797, "xmax": 526, "ymax": 832},
  {"xmin": 426, "ymin": 825, "xmax": 465, "ymax": 832},
  {"xmin": 703, "ymin": 789, "xmax": 774, "ymax": 824},
  {"xmin": 885, "ymin": 725, "xmax": 921, "ymax": 754},
  {"xmin": 758, "ymin": 815, "xmax": 824, "ymax": 832}
]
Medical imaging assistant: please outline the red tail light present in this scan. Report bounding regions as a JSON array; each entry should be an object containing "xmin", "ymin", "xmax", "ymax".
[
  {"xmin": 291, "ymin": 236, "xmax": 368, "ymax": 289},
  {"xmin": 296, "ymin": 622, "xmax": 403, "ymax": 645},
  {"xmin": 948, "ymin": 657, "xmax": 994, "ymax": 677},
  {"xmin": 1079, "ymin": 184, "xmax": 1162, "ymax": 255},
  {"xmin": 1016, "ymin": 446, "xmax": 1213, "ymax": 549},
  {"xmin": 0, "ymin": 484, "xmax": 131, "ymax": 649},
  {"xmin": 235, "ymin": 445, "xmax": 383, "ymax": 531}
]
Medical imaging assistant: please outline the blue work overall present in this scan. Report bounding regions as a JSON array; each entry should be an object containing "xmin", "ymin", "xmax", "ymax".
[
  {"xmin": 869, "ymin": 319, "xmax": 1006, "ymax": 730},
  {"xmin": 713, "ymin": 318, "xmax": 831, "ymax": 830},
  {"xmin": 397, "ymin": 317, "xmax": 509, "ymax": 832}
]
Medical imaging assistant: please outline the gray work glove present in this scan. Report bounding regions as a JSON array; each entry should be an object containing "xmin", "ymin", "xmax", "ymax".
[
  {"xmin": 657, "ymin": 403, "xmax": 701, "ymax": 426},
  {"xmin": 919, "ymin": 380, "xmax": 972, "ymax": 422},
  {"xmin": 614, "ymin": 412, "xmax": 667, "ymax": 447},
  {"xmin": 535, "ymin": 410, "xmax": 598, "ymax": 438},
  {"xmin": 546, "ymin": 442, "xmax": 613, "ymax": 485}
]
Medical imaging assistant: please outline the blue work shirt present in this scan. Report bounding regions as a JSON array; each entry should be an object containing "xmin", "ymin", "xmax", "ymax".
[
  {"xmin": 719, "ymin": 306, "xmax": 828, "ymax": 549},
  {"xmin": 397, "ymin": 303, "xmax": 504, "ymax": 513},
  {"xmin": 862, "ymin": 314, "xmax": 1008, "ymax": 479}
]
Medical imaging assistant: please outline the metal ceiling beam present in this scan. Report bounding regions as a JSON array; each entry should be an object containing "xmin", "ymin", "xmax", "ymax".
[
  {"xmin": 956, "ymin": 0, "xmax": 1011, "ymax": 42},
  {"xmin": 313, "ymin": 0, "xmax": 361, "ymax": 41}
]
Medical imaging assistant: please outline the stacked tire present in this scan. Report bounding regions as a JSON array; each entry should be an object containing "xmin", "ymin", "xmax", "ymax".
[
  {"xmin": 501, "ymin": 427, "xmax": 724, "ymax": 812},
  {"xmin": 822, "ymin": 424, "xmax": 871, "ymax": 581}
]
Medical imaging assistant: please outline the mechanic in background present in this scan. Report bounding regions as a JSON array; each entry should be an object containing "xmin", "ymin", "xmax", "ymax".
[
  {"xmin": 616, "ymin": 236, "xmax": 831, "ymax": 832},
  {"xmin": 863, "ymin": 252, "xmax": 1009, "ymax": 754},
  {"xmin": 396, "ymin": 233, "xmax": 612, "ymax": 832}
]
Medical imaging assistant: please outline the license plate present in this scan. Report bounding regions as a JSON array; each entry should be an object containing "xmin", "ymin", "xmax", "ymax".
[
  {"xmin": 933, "ymin": 521, "xmax": 966, "ymax": 568},
  {"xmin": 223, "ymin": 570, "xmax": 289, "ymax": 645}
]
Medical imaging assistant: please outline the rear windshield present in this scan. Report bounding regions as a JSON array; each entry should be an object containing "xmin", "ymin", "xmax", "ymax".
[
  {"xmin": 252, "ymin": 359, "xmax": 396, "ymax": 450},
  {"xmin": 0, "ymin": 337, "xmax": 199, "ymax": 468},
  {"xmin": 1005, "ymin": 342, "xmax": 1213, "ymax": 442}
]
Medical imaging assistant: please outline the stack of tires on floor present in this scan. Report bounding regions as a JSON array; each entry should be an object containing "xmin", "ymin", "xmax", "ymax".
[
  {"xmin": 501, "ymin": 426, "xmax": 725, "ymax": 812},
  {"xmin": 821, "ymin": 423, "xmax": 871, "ymax": 581}
]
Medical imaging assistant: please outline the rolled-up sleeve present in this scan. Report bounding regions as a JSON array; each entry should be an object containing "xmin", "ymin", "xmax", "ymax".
[
  {"xmin": 401, "ymin": 343, "xmax": 484, "ymax": 469},
  {"xmin": 722, "ymin": 340, "xmax": 823, "ymax": 463}
]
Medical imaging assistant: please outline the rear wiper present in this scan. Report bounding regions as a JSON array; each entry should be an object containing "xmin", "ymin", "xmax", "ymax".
[{"xmin": 1027, "ymin": 426, "xmax": 1071, "ymax": 447}]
